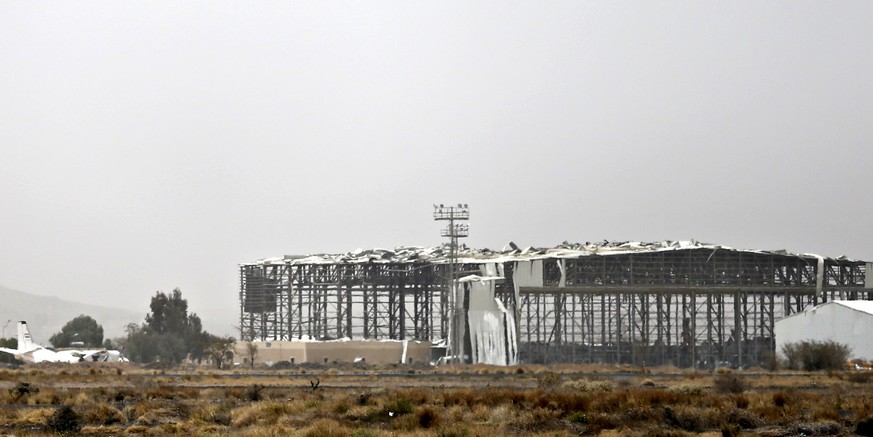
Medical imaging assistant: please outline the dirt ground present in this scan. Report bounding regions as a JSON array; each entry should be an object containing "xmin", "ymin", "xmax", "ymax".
[{"xmin": 2, "ymin": 362, "xmax": 873, "ymax": 436}]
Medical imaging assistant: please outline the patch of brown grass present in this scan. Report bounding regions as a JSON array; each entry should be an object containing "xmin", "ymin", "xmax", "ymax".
[
  {"xmin": 15, "ymin": 407, "xmax": 55, "ymax": 426},
  {"xmin": 5, "ymin": 363, "xmax": 873, "ymax": 436},
  {"xmin": 231, "ymin": 400, "xmax": 307, "ymax": 428},
  {"xmin": 80, "ymin": 402, "xmax": 126, "ymax": 426},
  {"xmin": 298, "ymin": 418, "xmax": 352, "ymax": 437},
  {"xmin": 562, "ymin": 378, "xmax": 614, "ymax": 392}
]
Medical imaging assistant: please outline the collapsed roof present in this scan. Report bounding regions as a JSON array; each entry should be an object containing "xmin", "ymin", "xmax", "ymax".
[{"xmin": 243, "ymin": 239, "xmax": 863, "ymax": 266}]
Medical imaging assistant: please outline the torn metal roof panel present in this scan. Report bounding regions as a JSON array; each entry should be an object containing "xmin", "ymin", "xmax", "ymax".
[{"xmin": 241, "ymin": 240, "xmax": 864, "ymax": 266}]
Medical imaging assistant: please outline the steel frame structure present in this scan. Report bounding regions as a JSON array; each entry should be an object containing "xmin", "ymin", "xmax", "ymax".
[{"xmin": 240, "ymin": 248, "xmax": 868, "ymax": 367}]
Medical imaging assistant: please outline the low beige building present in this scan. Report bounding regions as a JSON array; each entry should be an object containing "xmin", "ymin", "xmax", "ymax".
[{"xmin": 233, "ymin": 339, "xmax": 432, "ymax": 367}]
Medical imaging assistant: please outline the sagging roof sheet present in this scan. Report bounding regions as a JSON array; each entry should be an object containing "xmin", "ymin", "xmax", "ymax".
[{"xmin": 243, "ymin": 239, "xmax": 863, "ymax": 266}]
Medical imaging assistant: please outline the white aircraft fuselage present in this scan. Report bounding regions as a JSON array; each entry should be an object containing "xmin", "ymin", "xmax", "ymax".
[{"xmin": 0, "ymin": 321, "xmax": 125, "ymax": 363}]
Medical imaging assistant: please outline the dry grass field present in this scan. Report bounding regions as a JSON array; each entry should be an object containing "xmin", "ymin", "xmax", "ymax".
[{"xmin": 2, "ymin": 363, "xmax": 873, "ymax": 436}]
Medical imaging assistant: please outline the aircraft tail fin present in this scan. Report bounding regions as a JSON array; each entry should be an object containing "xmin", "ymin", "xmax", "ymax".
[{"xmin": 17, "ymin": 321, "xmax": 34, "ymax": 352}]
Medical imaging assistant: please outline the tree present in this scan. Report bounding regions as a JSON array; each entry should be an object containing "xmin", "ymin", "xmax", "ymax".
[
  {"xmin": 0, "ymin": 337, "xmax": 16, "ymax": 349},
  {"xmin": 146, "ymin": 288, "xmax": 190, "ymax": 335},
  {"xmin": 203, "ymin": 335, "xmax": 236, "ymax": 369},
  {"xmin": 49, "ymin": 315, "xmax": 104, "ymax": 348},
  {"xmin": 0, "ymin": 337, "xmax": 21, "ymax": 365},
  {"xmin": 244, "ymin": 341, "xmax": 258, "ymax": 369},
  {"xmin": 126, "ymin": 288, "xmax": 215, "ymax": 364}
]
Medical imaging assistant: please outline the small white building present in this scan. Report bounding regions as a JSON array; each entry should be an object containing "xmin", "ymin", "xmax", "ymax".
[{"xmin": 775, "ymin": 300, "xmax": 873, "ymax": 360}]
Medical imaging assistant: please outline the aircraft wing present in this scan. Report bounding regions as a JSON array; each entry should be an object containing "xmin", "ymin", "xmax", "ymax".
[
  {"xmin": 20, "ymin": 348, "xmax": 68, "ymax": 363},
  {"xmin": 77, "ymin": 349, "xmax": 109, "ymax": 362}
]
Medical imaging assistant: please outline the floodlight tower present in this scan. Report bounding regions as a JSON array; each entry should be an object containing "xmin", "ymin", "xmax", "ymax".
[{"xmin": 433, "ymin": 203, "xmax": 469, "ymax": 363}]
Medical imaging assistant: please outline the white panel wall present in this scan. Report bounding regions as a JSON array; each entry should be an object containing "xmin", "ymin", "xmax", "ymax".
[{"xmin": 775, "ymin": 303, "xmax": 873, "ymax": 360}]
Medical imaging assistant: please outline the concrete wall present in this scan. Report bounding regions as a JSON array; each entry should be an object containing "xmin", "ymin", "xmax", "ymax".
[
  {"xmin": 775, "ymin": 302, "xmax": 873, "ymax": 360},
  {"xmin": 233, "ymin": 340, "xmax": 431, "ymax": 367},
  {"xmin": 867, "ymin": 262, "xmax": 872, "ymax": 288}
]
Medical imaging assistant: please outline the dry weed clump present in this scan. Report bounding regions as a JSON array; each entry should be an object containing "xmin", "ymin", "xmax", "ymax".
[
  {"xmin": 47, "ymin": 405, "xmax": 81, "ymax": 434},
  {"xmin": 144, "ymin": 384, "xmax": 181, "ymax": 400},
  {"xmin": 662, "ymin": 405, "xmax": 710, "ymax": 432},
  {"xmin": 231, "ymin": 400, "xmax": 302, "ymax": 428},
  {"xmin": 627, "ymin": 389, "xmax": 685, "ymax": 408},
  {"xmin": 298, "ymin": 418, "xmax": 352, "ymax": 437},
  {"xmin": 107, "ymin": 387, "xmax": 138, "ymax": 403},
  {"xmin": 15, "ymin": 407, "xmax": 55, "ymax": 426},
  {"xmin": 414, "ymin": 405, "xmax": 440, "ymax": 429},
  {"xmin": 589, "ymin": 391, "xmax": 628, "ymax": 412},
  {"xmin": 844, "ymin": 371, "xmax": 873, "ymax": 384},
  {"xmin": 80, "ymin": 424, "xmax": 126, "ymax": 434},
  {"xmin": 507, "ymin": 406, "xmax": 563, "ymax": 433},
  {"xmin": 190, "ymin": 404, "xmax": 232, "ymax": 426},
  {"xmin": 79, "ymin": 402, "xmax": 126, "ymax": 426},
  {"xmin": 562, "ymin": 378, "xmax": 614, "ymax": 392},
  {"xmin": 772, "ymin": 390, "xmax": 790, "ymax": 407},
  {"xmin": 6, "ymin": 381, "xmax": 39, "ymax": 403},
  {"xmin": 122, "ymin": 398, "xmax": 188, "ymax": 426},
  {"xmin": 666, "ymin": 383, "xmax": 707, "ymax": 396},
  {"xmin": 438, "ymin": 387, "xmax": 478, "ymax": 406},
  {"xmin": 123, "ymin": 424, "xmax": 149, "ymax": 433},
  {"xmin": 713, "ymin": 373, "xmax": 748, "ymax": 394}
]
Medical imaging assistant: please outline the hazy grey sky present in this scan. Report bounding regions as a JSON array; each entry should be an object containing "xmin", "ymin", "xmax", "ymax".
[{"xmin": 2, "ymin": 2, "xmax": 871, "ymax": 335}]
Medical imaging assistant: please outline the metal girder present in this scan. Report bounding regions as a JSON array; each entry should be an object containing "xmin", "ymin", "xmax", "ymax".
[{"xmin": 240, "ymin": 249, "xmax": 867, "ymax": 367}]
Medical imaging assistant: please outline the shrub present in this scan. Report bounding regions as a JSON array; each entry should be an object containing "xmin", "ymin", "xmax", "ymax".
[
  {"xmin": 666, "ymin": 383, "xmax": 706, "ymax": 396},
  {"xmin": 416, "ymin": 405, "xmax": 439, "ymax": 428},
  {"xmin": 47, "ymin": 405, "xmax": 82, "ymax": 434},
  {"xmin": 383, "ymin": 397, "xmax": 414, "ymax": 417},
  {"xmin": 762, "ymin": 351, "xmax": 780, "ymax": 371},
  {"xmin": 231, "ymin": 402, "xmax": 290, "ymax": 428},
  {"xmin": 663, "ymin": 406, "xmax": 703, "ymax": 432},
  {"xmin": 537, "ymin": 371, "xmax": 561, "ymax": 389},
  {"xmin": 301, "ymin": 418, "xmax": 350, "ymax": 437},
  {"xmin": 856, "ymin": 416, "xmax": 873, "ymax": 437},
  {"xmin": 721, "ymin": 422, "xmax": 741, "ymax": 437},
  {"xmin": 191, "ymin": 405, "xmax": 231, "ymax": 426},
  {"xmin": 562, "ymin": 379, "xmax": 614, "ymax": 392},
  {"xmin": 245, "ymin": 384, "xmax": 263, "ymax": 401},
  {"xmin": 351, "ymin": 429, "xmax": 378, "ymax": 437},
  {"xmin": 568, "ymin": 411, "xmax": 589, "ymax": 424},
  {"xmin": 9, "ymin": 381, "xmax": 38, "ymax": 403},
  {"xmin": 713, "ymin": 374, "xmax": 747, "ymax": 394},
  {"xmin": 80, "ymin": 403, "xmax": 125, "ymax": 425},
  {"xmin": 735, "ymin": 395, "xmax": 749, "ymax": 409},
  {"xmin": 846, "ymin": 372, "xmax": 873, "ymax": 384},
  {"xmin": 781, "ymin": 340, "xmax": 851, "ymax": 371},
  {"xmin": 772, "ymin": 391, "xmax": 789, "ymax": 407}
]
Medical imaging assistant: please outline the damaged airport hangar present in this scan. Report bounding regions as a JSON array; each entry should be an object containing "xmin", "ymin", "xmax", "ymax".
[{"xmin": 239, "ymin": 241, "xmax": 870, "ymax": 368}]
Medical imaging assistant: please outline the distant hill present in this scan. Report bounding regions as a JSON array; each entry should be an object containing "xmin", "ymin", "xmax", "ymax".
[{"xmin": 0, "ymin": 284, "xmax": 143, "ymax": 344}]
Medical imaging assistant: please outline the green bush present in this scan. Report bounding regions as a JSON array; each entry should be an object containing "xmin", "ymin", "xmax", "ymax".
[
  {"xmin": 781, "ymin": 340, "xmax": 851, "ymax": 371},
  {"xmin": 568, "ymin": 411, "xmax": 589, "ymax": 424}
]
